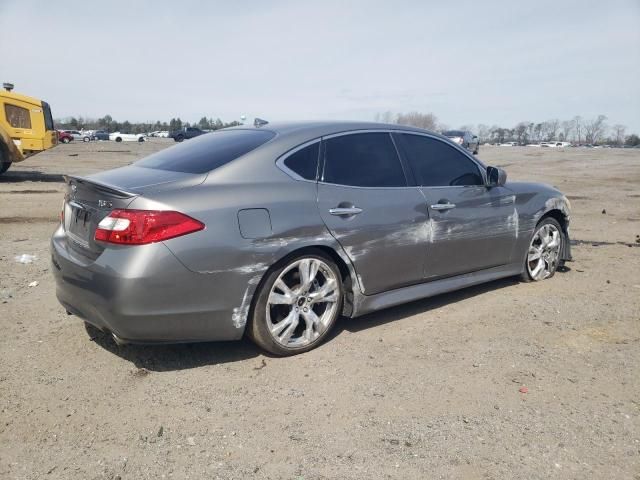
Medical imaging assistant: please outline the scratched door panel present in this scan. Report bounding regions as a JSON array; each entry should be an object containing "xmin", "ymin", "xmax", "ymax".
[{"xmin": 421, "ymin": 185, "xmax": 518, "ymax": 279}]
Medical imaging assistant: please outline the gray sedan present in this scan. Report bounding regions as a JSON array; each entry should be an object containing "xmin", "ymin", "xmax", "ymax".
[{"xmin": 51, "ymin": 121, "xmax": 572, "ymax": 355}]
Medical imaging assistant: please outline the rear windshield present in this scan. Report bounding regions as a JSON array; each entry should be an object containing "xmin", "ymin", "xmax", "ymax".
[
  {"xmin": 443, "ymin": 130, "xmax": 464, "ymax": 137},
  {"xmin": 136, "ymin": 129, "xmax": 276, "ymax": 174}
]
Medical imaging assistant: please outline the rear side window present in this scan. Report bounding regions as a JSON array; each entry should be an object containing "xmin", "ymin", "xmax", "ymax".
[
  {"xmin": 283, "ymin": 142, "xmax": 319, "ymax": 180},
  {"xmin": 322, "ymin": 133, "xmax": 406, "ymax": 187},
  {"xmin": 136, "ymin": 129, "xmax": 275, "ymax": 173},
  {"xmin": 42, "ymin": 101, "xmax": 54, "ymax": 130},
  {"xmin": 397, "ymin": 134, "xmax": 483, "ymax": 187},
  {"xmin": 4, "ymin": 104, "xmax": 31, "ymax": 129}
]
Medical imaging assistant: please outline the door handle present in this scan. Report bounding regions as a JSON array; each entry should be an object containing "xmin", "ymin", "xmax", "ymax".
[
  {"xmin": 329, "ymin": 206, "xmax": 363, "ymax": 216},
  {"xmin": 430, "ymin": 202, "xmax": 456, "ymax": 210}
]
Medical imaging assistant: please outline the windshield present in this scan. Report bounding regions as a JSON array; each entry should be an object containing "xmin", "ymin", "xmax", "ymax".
[{"xmin": 443, "ymin": 130, "xmax": 464, "ymax": 137}]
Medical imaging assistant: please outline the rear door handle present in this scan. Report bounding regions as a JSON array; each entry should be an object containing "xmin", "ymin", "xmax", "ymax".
[
  {"xmin": 329, "ymin": 206, "xmax": 363, "ymax": 216},
  {"xmin": 430, "ymin": 202, "xmax": 456, "ymax": 210}
]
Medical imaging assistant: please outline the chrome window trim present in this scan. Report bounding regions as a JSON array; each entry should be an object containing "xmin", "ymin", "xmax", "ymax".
[{"xmin": 275, "ymin": 138, "xmax": 322, "ymax": 182}]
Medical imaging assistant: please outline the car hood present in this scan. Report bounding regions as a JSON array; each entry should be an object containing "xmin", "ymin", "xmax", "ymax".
[{"xmin": 87, "ymin": 165, "xmax": 207, "ymax": 194}]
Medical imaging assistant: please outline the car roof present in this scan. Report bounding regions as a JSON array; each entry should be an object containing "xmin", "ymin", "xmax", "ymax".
[{"xmin": 225, "ymin": 120, "xmax": 441, "ymax": 148}]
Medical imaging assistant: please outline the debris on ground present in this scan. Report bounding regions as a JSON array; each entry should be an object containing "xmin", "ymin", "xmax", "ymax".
[
  {"xmin": 15, "ymin": 254, "xmax": 37, "ymax": 264},
  {"xmin": 601, "ymin": 209, "xmax": 606, "ymax": 214},
  {"xmin": 28, "ymin": 281, "xmax": 39, "ymax": 287},
  {"xmin": 519, "ymin": 386, "xmax": 529, "ymax": 394}
]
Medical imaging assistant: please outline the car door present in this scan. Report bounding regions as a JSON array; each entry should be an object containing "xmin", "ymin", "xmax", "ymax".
[
  {"xmin": 316, "ymin": 131, "xmax": 430, "ymax": 295},
  {"xmin": 394, "ymin": 132, "xmax": 518, "ymax": 279}
]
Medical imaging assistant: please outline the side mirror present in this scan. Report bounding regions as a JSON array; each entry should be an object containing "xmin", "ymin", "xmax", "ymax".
[
  {"xmin": 472, "ymin": 135, "xmax": 478, "ymax": 140},
  {"xmin": 486, "ymin": 166, "xmax": 507, "ymax": 187}
]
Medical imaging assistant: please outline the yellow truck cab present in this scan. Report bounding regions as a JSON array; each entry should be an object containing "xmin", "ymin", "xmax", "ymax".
[{"xmin": 0, "ymin": 82, "xmax": 57, "ymax": 175}]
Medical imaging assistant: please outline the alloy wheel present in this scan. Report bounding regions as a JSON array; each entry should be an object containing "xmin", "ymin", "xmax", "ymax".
[
  {"xmin": 266, "ymin": 258, "xmax": 339, "ymax": 348},
  {"xmin": 527, "ymin": 223, "xmax": 561, "ymax": 280}
]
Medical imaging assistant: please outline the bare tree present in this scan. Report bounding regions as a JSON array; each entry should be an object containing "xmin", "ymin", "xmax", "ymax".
[
  {"xmin": 560, "ymin": 120, "xmax": 573, "ymax": 142},
  {"xmin": 514, "ymin": 122, "xmax": 529, "ymax": 145},
  {"xmin": 583, "ymin": 115, "xmax": 608, "ymax": 144},
  {"xmin": 543, "ymin": 119, "xmax": 560, "ymax": 141},
  {"xmin": 477, "ymin": 124, "xmax": 490, "ymax": 143},
  {"xmin": 573, "ymin": 116, "xmax": 583, "ymax": 144},
  {"xmin": 395, "ymin": 112, "xmax": 438, "ymax": 130},
  {"xmin": 612, "ymin": 124, "xmax": 626, "ymax": 146},
  {"xmin": 374, "ymin": 111, "xmax": 396, "ymax": 124}
]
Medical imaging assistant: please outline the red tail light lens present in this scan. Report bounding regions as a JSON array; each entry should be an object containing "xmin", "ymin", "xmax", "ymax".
[{"xmin": 95, "ymin": 209, "xmax": 205, "ymax": 245}]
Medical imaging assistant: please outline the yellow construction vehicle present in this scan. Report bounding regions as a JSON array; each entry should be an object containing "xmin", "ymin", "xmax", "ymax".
[{"xmin": 0, "ymin": 82, "xmax": 57, "ymax": 175}]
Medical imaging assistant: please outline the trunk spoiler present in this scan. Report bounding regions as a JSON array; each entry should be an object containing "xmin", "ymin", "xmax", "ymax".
[{"xmin": 63, "ymin": 175, "xmax": 139, "ymax": 199}]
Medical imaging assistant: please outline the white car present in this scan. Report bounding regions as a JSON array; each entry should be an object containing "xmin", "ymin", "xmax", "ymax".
[
  {"xmin": 63, "ymin": 130, "xmax": 84, "ymax": 141},
  {"xmin": 499, "ymin": 142, "xmax": 518, "ymax": 147},
  {"xmin": 157, "ymin": 131, "xmax": 170, "ymax": 138},
  {"xmin": 109, "ymin": 132, "xmax": 146, "ymax": 143}
]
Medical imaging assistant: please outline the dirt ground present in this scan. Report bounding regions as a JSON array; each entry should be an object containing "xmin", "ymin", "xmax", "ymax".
[{"xmin": 1, "ymin": 140, "xmax": 639, "ymax": 480}]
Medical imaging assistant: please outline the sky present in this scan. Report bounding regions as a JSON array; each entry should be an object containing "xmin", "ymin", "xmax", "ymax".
[{"xmin": 1, "ymin": 0, "xmax": 639, "ymax": 132}]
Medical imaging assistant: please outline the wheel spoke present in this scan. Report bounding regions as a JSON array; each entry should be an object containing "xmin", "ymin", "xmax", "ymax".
[
  {"xmin": 528, "ymin": 246, "xmax": 542, "ymax": 262},
  {"xmin": 309, "ymin": 278, "xmax": 337, "ymax": 304},
  {"xmin": 269, "ymin": 292, "xmax": 294, "ymax": 305},
  {"xmin": 301, "ymin": 309, "xmax": 321, "ymax": 341},
  {"xmin": 298, "ymin": 259, "xmax": 319, "ymax": 291},
  {"xmin": 278, "ymin": 311, "xmax": 299, "ymax": 344},
  {"xmin": 531, "ymin": 259, "xmax": 545, "ymax": 279},
  {"xmin": 275, "ymin": 279, "xmax": 294, "ymax": 297}
]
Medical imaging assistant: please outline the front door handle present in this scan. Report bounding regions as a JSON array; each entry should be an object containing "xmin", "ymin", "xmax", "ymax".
[
  {"xmin": 430, "ymin": 202, "xmax": 456, "ymax": 211},
  {"xmin": 329, "ymin": 206, "xmax": 363, "ymax": 216}
]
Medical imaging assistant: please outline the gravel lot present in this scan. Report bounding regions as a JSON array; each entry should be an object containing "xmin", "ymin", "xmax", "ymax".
[{"xmin": 1, "ymin": 140, "xmax": 639, "ymax": 479}]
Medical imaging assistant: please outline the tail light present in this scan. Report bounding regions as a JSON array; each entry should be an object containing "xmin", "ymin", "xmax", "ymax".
[{"xmin": 95, "ymin": 209, "xmax": 205, "ymax": 245}]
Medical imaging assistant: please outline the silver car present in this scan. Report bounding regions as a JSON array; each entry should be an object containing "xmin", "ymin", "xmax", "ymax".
[{"xmin": 51, "ymin": 121, "xmax": 572, "ymax": 355}]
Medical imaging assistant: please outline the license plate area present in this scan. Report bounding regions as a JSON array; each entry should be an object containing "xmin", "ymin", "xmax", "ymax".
[{"xmin": 67, "ymin": 204, "xmax": 93, "ymax": 245}]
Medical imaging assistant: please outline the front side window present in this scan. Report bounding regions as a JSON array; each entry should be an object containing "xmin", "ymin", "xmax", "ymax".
[
  {"xmin": 397, "ymin": 134, "xmax": 483, "ymax": 187},
  {"xmin": 283, "ymin": 142, "xmax": 319, "ymax": 180},
  {"xmin": 4, "ymin": 104, "xmax": 32, "ymax": 129},
  {"xmin": 136, "ymin": 129, "xmax": 275, "ymax": 173},
  {"xmin": 322, "ymin": 132, "xmax": 406, "ymax": 187}
]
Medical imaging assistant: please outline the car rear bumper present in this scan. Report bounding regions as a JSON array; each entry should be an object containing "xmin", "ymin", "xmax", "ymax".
[{"xmin": 50, "ymin": 226, "xmax": 250, "ymax": 343}]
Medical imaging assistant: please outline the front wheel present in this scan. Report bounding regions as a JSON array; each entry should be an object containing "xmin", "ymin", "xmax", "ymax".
[
  {"xmin": 248, "ymin": 252, "xmax": 343, "ymax": 356},
  {"xmin": 61, "ymin": 137, "xmax": 70, "ymax": 144},
  {"xmin": 83, "ymin": 136, "xmax": 90, "ymax": 142},
  {"xmin": 115, "ymin": 137, "xmax": 122, "ymax": 143},
  {"xmin": 520, "ymin": 217, "xmax": 563, "ymax": 282},
  {"xmin": 175, "ymin": 135, "xmax": 184, "ymax": 142},
  {"xmin": 138, "ymin": 137, "xmax": 145, "ymax": 143},
  {"xmin": 0, "ymin": 162, "xmax": 11, "ymax": 175}
]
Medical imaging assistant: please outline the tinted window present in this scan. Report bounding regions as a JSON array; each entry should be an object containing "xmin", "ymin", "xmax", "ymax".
[
  {"xmin": 398, "ymin": 134, "xmax": 483, "ymax": 187},
  {"xmin": 5, "ymin": 104, "xmax": 31, "ymax": 129},
  {"xmin": 136, "ymin": 129, "xmax": 275, "ymax": 174},
  {"xmin": 283, "ymin": 142, "xmax": 319, "ymax": 180},
  {"xmin": 323, "ymin": 133, "xmax": 406, "ymax": 187},
  {"xmin": 443, "ymin": 130, "xmax": 464, "ymax": 137}
]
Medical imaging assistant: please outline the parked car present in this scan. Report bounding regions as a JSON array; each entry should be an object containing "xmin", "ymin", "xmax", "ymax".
[
  {"xmin": 90, "ymin": 130, "xmax": 109, "ymax": 141},
  {"xmin": 500, "ymin": 142, "xmax": 518, "ymax": 147},
  {"xmin": 540, "ymin": 142, "xmax": 571, "ymax": 148},
  {"xmin": 51, "ymin": 121, "xmax": 572, "ymax": 356},
  {"xmin": 62, "ymin": 130, "xmax": 84, "ymax": 141},
  {"xmin": 57, "ymin": 130, "xmax": 73, "ymax": 144},
  {"xmin": 109, "ymin": 132, "xmax": 146, "ymax": 143},
  {"xmin": 169, "ymin": 127, "xmax": 206, "ymax": 142},
  {"xmin": 442, "ymin": 130, "xmax": 479, "ymax": 154}
]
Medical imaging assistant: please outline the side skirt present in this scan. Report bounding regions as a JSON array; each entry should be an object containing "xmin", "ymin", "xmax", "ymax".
[{"xmin": 352, "ymin": 263, "xmax": 522, "ymax": 317}]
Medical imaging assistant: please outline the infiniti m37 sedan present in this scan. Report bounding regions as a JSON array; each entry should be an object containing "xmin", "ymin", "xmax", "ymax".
[{"xmin": 51, "ymin": 121, "xmax": 571, "ymax": 355}]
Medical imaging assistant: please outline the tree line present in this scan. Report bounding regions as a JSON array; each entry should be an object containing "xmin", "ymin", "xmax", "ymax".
[
  {"xmin": 54, "ymin": 115, "xmax": 242, "ymax": 133},
  {"xmin": 375, "ymin": 111, "xmax": 640, "ymax": 146}
]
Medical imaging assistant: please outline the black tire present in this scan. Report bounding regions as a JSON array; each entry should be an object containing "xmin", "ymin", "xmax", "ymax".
[
  {"xmin": 520, "ymin": 217, "xmax": 563, "ymax": 282},
  {"xmin": 83, "ymin": 136, "xmax": 90, "ymax": 142},
  {"xmin": 115, "ymin": 137, "xmax": 122, "ymax": 143},
  {"xmin": 175, "ymin": 135, "xmax": 184, "ymax": 142},
  {"xmin": 0, "ymin": 162, "xmax": 11, "ymax": 175},
  {"xmin": 62, "ymin": 137, "xmax": 70, "ymax": 144},
  {"xmin": 138, "ymin": 137, "xmax": 145, "ymax": 143},
  {"xmin": 473, "ymin": 145, "xmax": 479, "ymax": 155},
  {"xmin": 247, "ymin": 250, "xmax": 344, "ymax": 356}
]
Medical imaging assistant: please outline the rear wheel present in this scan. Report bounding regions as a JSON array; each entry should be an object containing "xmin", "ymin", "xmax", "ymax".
[
  {"xmin": 473, "ymin": 144, "xmax": 479, "ymax": 155},
  {"xmin": 83, "ymin": 136, "xmax": 90, "ymax": 142},
  {"xmin": 520, "ymin": 217, "xmax": 563, "ymax": 282},
  {"xmin": 248, "ymin": 252, "xmax": 343, "ymax": 356},
  {"xmin": 175, "ymin": 135, "xmax": 184, "ymax": 142},
  {"xmin": 138, "ymin": 137, "xmax": 145, "ymax": 143},
  {"xmin": 115, "ymin": 137, "xmax": 122, "ymax": 143}
]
